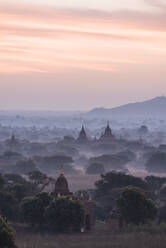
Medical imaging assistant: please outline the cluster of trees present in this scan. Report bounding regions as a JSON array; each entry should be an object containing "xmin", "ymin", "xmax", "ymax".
[
  {"xmin": 33, "ymin": 155, "xmax": 77, "ymax": 175},
  {"xmin": 0, "ymin": 171, "xmax": 84, "ymax": 236},
  {"xmin": 93, "ymin": 171, "xmax": 166, "ymax": 225},
  {"xmin": 145, "ymin": 152, "xmax": 166, "ymax": 173},
  {"xmin": 0, "ymin": 151, "xmax": 78, "ymax": 175},
  {"xmin": 88, "ymin": 150, "xmax": 135, "ymax": 174},
  {"xmin": 21, "ymin": 193, "xmax": 84, "ymax": 232},
  {"xmin": 117, "ymin": 187, "xmax": 157, "ymax": 225},
  {"xmin": 0, "ymin": 171, "xmax": 53, "ymax": 221}
]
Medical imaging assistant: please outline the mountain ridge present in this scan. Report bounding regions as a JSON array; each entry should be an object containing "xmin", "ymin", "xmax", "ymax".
[{"xmin": 86, "ymin": 96, "xmax": 166, "ymax": 117}]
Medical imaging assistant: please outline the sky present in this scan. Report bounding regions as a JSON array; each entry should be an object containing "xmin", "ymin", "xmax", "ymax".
[{"xmin": 0, "ymin": 0, "xmax": 166, "ymax": 110}]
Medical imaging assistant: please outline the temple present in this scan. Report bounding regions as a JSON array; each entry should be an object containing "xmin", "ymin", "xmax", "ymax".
[
  {"xmin": 77, "ymin": 126, "xmax": 88, "ymax": 142},
  {"xmin": 53, "ymin": 168, "xmax": 73, "ymax": 197},
  {"xmin": 100, "ymin": 121, "xmax": 115, "ymax": 141},
  {"xmin": 53, "ymin": 170, "xmax": 95, "ymax": 231}
]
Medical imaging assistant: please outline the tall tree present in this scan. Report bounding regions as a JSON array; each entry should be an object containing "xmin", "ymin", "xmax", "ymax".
[{"xmin": 117, "ymin": 187, "xmax": 157, "ymax": 225}]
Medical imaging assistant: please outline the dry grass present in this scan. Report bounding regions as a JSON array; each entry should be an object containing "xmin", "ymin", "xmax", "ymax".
[{"xmin": 15, "ymin": 223, "xmax": 166, "ymax": 248}]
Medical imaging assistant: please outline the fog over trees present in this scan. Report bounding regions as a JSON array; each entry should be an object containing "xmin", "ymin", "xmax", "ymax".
[{"xmin": 1, "ymin": 97, "xmax": 166, "ymax": 247}]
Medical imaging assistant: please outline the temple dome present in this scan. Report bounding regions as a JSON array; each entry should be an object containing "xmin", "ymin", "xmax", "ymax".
[{"xmin": 53, "ymin": 170, "xmax": 72, "ymax": 196}]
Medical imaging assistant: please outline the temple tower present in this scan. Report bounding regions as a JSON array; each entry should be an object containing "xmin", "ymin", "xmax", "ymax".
[
  {"xmin": 100, "ymin": 121, "xmax": 114, "ymax": 140},
  {"xmin": 53, "ymin": 169, "xmax": 73, "ymax": 197},
  {"xmin": 77, "ymin": 126, "xmax": 88, "ymax": 142}
]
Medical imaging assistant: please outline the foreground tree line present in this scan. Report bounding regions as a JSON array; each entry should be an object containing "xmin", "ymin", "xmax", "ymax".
[{"xmin": 1, "ymin": 170, "xmax": 166, "ymax": 247}]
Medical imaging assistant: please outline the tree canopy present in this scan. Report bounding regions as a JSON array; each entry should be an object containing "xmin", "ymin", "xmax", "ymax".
[
  {"xmin": 0, "ymin": 216, "xmax": 16, "ymax": 248},
  {"xmin": 117, "ymin": 187, "xmax": 157, "ymax": 225},
  {"xmin": 145, "ymin": 152, "xmax": 166, "ymax": 173}
]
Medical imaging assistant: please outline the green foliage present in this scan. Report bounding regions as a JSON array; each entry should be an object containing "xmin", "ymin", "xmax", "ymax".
[
  {"xmin": 0, "ymin": 216, "xmax": 16, "ymax": 248},
  {"xmin": 145, "ymin": 152, "xmax": 166, "ymax": 173},
  {"xmin": 44, "ymin": 155, "xmax": 73, "ymax": 165},
  {"xmin": 86, "ymin": 163, "xmax": 105, "ymax": 175},
  {"xmin": 117, "ymin": 187, "xmax": 157, "ymax": 225},
  {"xmin": 0, "ymin": 173, "xmax": 4, "ymax": 188},
  {"xmin": 21, "ymin": 194, "xmax": 84, "ymax": 233},
  {"xmin": 95, "ymin": 171, "xmax": 147, "ymax": 196},
  {"xmin": 45, "ymin": 197, "xmax": 84, "ymax": 232},
  {"xmin": 159, "ymin": 205, "xmax": 166, "ymax": 223},
  {"xmin": 5, "ymin": 184, "xmax": 30, "ymax": 202},
  {"xmin": 117, "ymin": 150, "xmax": 136, "ymax": 161},
  {"xmin": 4, "ymin": 174, "xmax": 38, "ymax": 200},
  {"xmin": 28, "ymin": 171, "xmax": 48, "ymax": 187},
  {"xmin": 21, "ymin": 192, "xmax": 52, "ymax": 227},
  {"xmin": 145, "ymin": 175, "xmax": 166, "ymax": 191},
  {"xmin": 35, "ymin": 156, "xmax": 77, "ymax": 175},
  {"xmin": 0, "ymin": 191, "xmax": 17, "ymax": 220},
  {"xmin": 94, "ymin": 172, "xmax": 148, "ymax": 220},
  {"xmin": 4, "ymin": 174, "xmax": 28, "ymax": 185},
  {"xmin": 89, "ymin": 154, "xmax": 129, "ymax": 171},
  {"xmin": 12, "ymin": 159, "xmax": 38, "ymax": 175}
]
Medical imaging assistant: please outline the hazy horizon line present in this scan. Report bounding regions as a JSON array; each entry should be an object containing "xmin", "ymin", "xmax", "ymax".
[{"xmin": 0, "ymin": 95, "xmax": 164, "ymax": 113}]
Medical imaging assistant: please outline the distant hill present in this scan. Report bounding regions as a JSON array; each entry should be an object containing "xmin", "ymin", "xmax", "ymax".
[{"xmin": 86, "ymin": 96, "xmax": 166, "ymax": 118}]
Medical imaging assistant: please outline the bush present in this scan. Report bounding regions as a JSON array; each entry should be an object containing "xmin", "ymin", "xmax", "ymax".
[
  {"xmin": 0, "ymin": 216, "xmax": 16, "ymax": 248},
  {"xmin": 0, "ymin": 191, "xmax": 17, "ymax": 220},
  {"xmin": 21, "ymin": 192, "xmax": 52, "ymax": 228},
  {"xmin": 45, "ymin": 198, "xmax": 84, "ymax": 232},
  {"xmin": 117, "ymin": 187, "xmax": 157, "ymax": 225}
]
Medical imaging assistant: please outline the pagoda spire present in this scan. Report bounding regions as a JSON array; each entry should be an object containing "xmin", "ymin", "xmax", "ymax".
[{"xmin": 77, "ymin": 125, "xmax": 88, "ymax": 142}]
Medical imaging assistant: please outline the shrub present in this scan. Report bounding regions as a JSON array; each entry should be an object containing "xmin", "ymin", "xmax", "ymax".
[
  {"xmin": 117, "ymin": 187, "xmax": 157, "ymax": 225},
  {"xmin": 0, "ymin": 216, "xmax": 16, "ymax": 248}
]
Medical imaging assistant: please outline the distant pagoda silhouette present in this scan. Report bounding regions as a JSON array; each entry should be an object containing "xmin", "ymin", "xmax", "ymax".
[
  {"xmin": 77, "ymin": 126, "xmax": 88, "ymax": 142},
  {"xmin": 100, "ymin": 121, "xmax": 114, "ymax": 141}
]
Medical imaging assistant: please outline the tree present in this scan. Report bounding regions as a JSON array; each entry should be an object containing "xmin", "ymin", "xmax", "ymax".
[
  {"xmin": 4, "ymin": 174, "xmax": 28, "ymax": 185},
  {"xmin": 145, "ymin": 152, "xmax": 166, "ymax": 173},
  {"xmin": 45, "ymin": 198, "xmax": 84, "ymax": 232},
  {"xmin": 89, "ymin": 154, "xmax": 130, "ymax": 171},
  {"xmin": 21, "ymin": 192, "xmax": 52, "ymax": 228},
  {"xmin": 0, "ymin": 216, "xmax": 16, "ymax": 248},
  {"xmin": 94, "ymin": 171, "xmax": 148, "ymax": 220},
  {"xmin": 35, "ymin": 155, "xmax": 76, "ymax": 175},
  {"xmin": 28, "ymin": 170, "xmax": 54, "ymax": 193},
  {"xmin": 138, "ymin": 125, "xmax": 149, "ymax": 135},
  {"xmin": 145, "ymin": 175, "xmax": 166, "ymax": 191},
  {"xmin": 86, "ymin": 163, "xmax": 105, "ymax": 175},
  {"xmin": 159, "ymin": 204, "xmax": 166, "ymax": 223},
  {"xmin": 4, "ymin": 174, "xmax": 38, "ymax": 199},
  {"xmin": 5, "ymin": 184, "xmax": 29, "ymax": 203},
  {"xmin": 13, "ymin": 159, "xmax": 38, "ymax": 175},
  {"xmin": 28, "ymin": 171, "xmax": 48, "ymax": 187},
  {"xmin": 95, "ymin": 171, "xmax": 147, "ymax": 196},
  {"xmin": 0, "ymin": 191, "xmax": 17, "ymax": 220},
  {"xmin": 0, "ymin": 173, "xmax": 4, "ymax": 188},
  {"xmin": 117, "ymin": 187, "xmax": 157, "ymax": 225}
]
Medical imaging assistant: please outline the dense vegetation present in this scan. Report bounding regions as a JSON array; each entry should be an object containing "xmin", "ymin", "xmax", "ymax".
[
  {"xmin": 117, "ymin": 187, "xmax": 157, "ymax": 225},
  {"xmin": 0, "ymin": 216, "xmax": 16, "ymax": 248}
]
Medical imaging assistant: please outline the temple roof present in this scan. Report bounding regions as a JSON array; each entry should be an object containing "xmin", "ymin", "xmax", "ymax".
[
  {"xmin": 100, "ymin": 122, "xmax": 114, "ymax": 140},
  {"xmin": 77, "ymin": 126, "xmax": 88, "ymax": 142},
  {"xmin": 53, "ymin": 170, "xmax": 72, "ymax": 196}
]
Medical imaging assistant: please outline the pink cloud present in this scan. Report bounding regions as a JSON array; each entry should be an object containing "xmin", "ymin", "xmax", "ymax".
[{"xmin": 0, "ymin": 3, "xmax": 166, "ymax": 74}]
